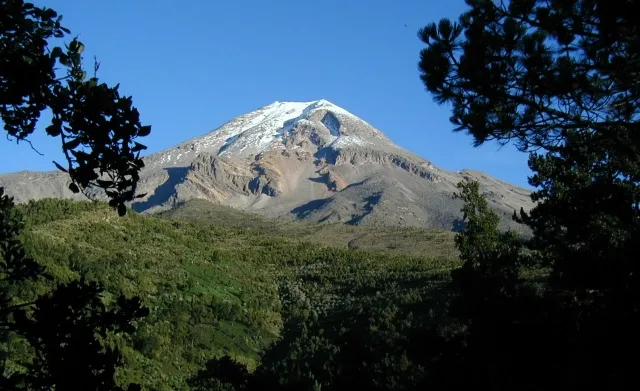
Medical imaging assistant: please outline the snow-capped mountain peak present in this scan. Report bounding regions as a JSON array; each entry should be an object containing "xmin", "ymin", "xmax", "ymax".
[
  {"xmin": 0, "ymin": 98, "xmax": 535, "ymax": 232},
  {"xmin": 148, "ymin": 99, "xmax": 387, "ymax": 168}
]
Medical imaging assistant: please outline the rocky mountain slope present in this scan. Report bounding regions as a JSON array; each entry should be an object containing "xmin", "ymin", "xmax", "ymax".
[{"xmin": 0, "ymin": 99, "xmax": 534, "ymax": 231}]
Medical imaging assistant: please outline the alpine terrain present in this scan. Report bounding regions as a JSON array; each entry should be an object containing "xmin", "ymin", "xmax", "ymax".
[{"xmin": 0, "ymin": 99, "xmax": 533, "ymax": 231}]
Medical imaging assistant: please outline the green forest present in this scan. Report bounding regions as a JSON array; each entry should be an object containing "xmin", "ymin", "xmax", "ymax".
[
  {"xmin": 3, "ymin": 197, "xmax": 457, "ymax": 390},
  {"xmin": 2, "ymin": 0, "xmax": 638, "ymax": 390}
]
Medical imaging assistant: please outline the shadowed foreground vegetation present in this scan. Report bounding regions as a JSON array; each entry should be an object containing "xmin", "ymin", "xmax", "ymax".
[
  {"xmin": 4, "ymin": 198, "xmax": 458, "ymax": 390},
  {"xmin": 2, "ymin": 0, "xmax": 638, "ymax": 389}
]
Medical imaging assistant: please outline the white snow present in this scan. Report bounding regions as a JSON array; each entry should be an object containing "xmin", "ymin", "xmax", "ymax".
[
  {"xmin": 217, "ymin": 134, "xmax": 240, "ymax": 156},
  {"xmin": 334, "ymin": 136, "xmax": 370, "ymax": 148},
  {"xmin": 296, "ymin": 119, "xmax": 314, "ymax": 126},
  {"xmin": 309, "ymin": 99, "xmax": 376, "ymax": 131},
  {"xmin": 148, "ymin": 99, "xmax": 383, "ymax": 168}
]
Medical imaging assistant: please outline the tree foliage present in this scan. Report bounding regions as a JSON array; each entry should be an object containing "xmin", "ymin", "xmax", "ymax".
[
  {"xmin": 450, "ymin": 181, "xmax": 522, "ymax": 324},
  {"xmin": 3, "ymin": 197, "xmax": 456, "ymax": 390},
  {"xmin": 419, "ymin": 0, "xmax": 639, "ymax": 388},
  {"xmin": 0, "ymin": 192, "xmax": 149, "ymax": 391},
  {"xmin": 3, "ymin": 0, "xmax": 639, "ymax": 390},
  {"xmin": 1, "ymin": 1, "xmax": 152, "ymax": 389},
  {"xmin": 11, "ymin": 279, "xmax": 148, "ymax": 391},
  {"xmin": 1, "ymin": 0, "xmax": 150, "ymax": 214},
  {"xmin": 418, "ymin": 0, "xmax": 639, "ymax": 154}
]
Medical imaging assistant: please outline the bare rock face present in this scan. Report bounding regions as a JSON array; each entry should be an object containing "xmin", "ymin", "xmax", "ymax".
[
  {"xmin": 182, "ymin": 154, "xmax": 255, "ymax": 200},
  {"xmin": 0, "ymin": 99, "xmax": 535, "ymax": 231},
  {"xmin": 316, "ymin": 167, "xmax": 348, "ymax": 192}
]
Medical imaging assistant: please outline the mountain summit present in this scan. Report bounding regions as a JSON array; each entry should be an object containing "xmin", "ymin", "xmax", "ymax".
[
  {"xmin": 0, "ymin": 100, "xmax": 533, "ymax": 231},
  {"xmin": 145, "ymin": 99, "xmax": 401, "ymax": 169}
]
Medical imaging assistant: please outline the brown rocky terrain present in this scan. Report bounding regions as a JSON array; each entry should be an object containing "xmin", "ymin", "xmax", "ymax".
[{"xmin": 0, "ymin": 100, "xmax": 534, "ymax": 231}]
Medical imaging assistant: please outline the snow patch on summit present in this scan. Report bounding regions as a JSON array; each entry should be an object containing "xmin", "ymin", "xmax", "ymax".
[
  {"xmin": 148, "ymin": 99, "xmax": 388, "ymax": 167},
  {"xmin": 217, "ymin": 134, "xmax": 240, "ymax": 155}
]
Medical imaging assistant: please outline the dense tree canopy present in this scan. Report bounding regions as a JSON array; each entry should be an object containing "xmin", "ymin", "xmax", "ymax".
[
  {"xmin": 419, "ymin": 0, "xmax": 639, "ymax": 389},
  {"xmin": 3, "ymin": 0, "xmax": 640, "ymax": 390},
  {"xmin": 418, "ymin": 0, "xmax": 639, "ymax": 153},
  {"xmin": 1, "ymin": 1, "xmax": 151, "ymax": 389}
]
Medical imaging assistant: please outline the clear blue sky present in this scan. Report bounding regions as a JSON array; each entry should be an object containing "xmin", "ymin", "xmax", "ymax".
[{"xmin": 0, "ymin": 0, "xmax": 533, "ymax": 188}]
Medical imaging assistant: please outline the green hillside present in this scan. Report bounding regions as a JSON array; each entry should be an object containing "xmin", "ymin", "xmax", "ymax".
[
  {"xmin": 159, "ymin": 199, "xmax": 458, "ymax": 260},
  {"xmin": 10, "ymin": 198, "xmax": 459, "ymax": 390}
]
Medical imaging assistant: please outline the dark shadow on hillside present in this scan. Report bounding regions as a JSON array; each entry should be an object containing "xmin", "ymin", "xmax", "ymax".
[
  {"xmin": 188, "ymin": 278, "xmax": 456, "ymax": 390},
  {"xmin": 290, "ymin": 198, "xmax": 331, "ymax": 219},
  {"xmin": 308, "ymin": 176, "xmax": 327, "ymax": 185},
  {"xmin": 307, "ymin": 177, "xmax": 368, "ymax": 190},
  {"xmin": 346, "ymin": 192, "xmax": 382, "ymax": 225},
  {"xmin": 217, "ymin": 135, "xmax": 241, "ymax": 155},
  {"xmin": 340, "ymin": 179, "xmax": 367, "ymax": 191},
  {"xmin": 452, "ymin": 218, "xmax": 467, "ymax": 233},
  {"xmin": 314, "ymin": 146, "xmax": 340, "ymax": 165},
  {"xmin": 131, "ymin": 167, "xmax": 188, "ymax": 212}
]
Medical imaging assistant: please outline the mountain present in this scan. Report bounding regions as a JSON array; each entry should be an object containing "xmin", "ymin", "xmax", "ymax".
[{"xmin": 0, "ymin": 99, "xmax": 533, "ymax": 231}]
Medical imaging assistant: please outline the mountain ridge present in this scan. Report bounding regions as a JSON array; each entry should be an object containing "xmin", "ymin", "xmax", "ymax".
[{"xmin": 0, "ymin": 99, "xmax": 534, "ymax": 231}]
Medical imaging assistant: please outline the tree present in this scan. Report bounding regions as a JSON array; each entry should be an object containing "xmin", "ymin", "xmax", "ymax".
[
  {"xmin": 11, "ymin": 279, "xmax": 148, "ymax": 391},
  {"xmin": 1, "ymin": 1, "xmax": 151, "ymax": 389},
  {"xmin": 425, "ymin": 181, "xmax": 557, "ymax": 390},
  {"xmin": 1, "ymin": 0, "xmax": 150, "ymax": 215},
  {"xmin": 450, "ymin": 181, "xmax": 521, "ymax": 324},
  {"xmin": 418, "ymin": 0, "xmax": 639, "ymax": 154},
  {"xmin": 0, "ymin": 187, "xmax": 44, "ymax": 386},
  {"xmin": 0, "ymin": 190, "xmax": 149, "ymax": 390},
  {"xmin": 187, "ymin": 355, "xmax": 250, "ymax": 391},
  {"xmin": 418, "ymin": 0, "xmax": 639, "ymax": 388}
]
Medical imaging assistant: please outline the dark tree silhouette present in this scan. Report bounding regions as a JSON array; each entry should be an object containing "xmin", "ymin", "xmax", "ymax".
[
  {"xmin": 449, "ymin": 181, "xmax": 522, "ymax": 325},
  {"xmin": 0, "ymin": 190, "xmax": 149, "ymax": 390},
  {"xmin": 419, "ymin": 0, "xmax": 639, "ymax": 389},
  {"xmin": 0, "ymin": 188, "xmax": 45, "ymax": 387},
  {"xmin": 421, "ymin": 181, "xmax": 558, "ymax": 390},
  {"xmin": 418, "ymin": 0, "xmax": 639, "ymax": 154},
  {"xmin": 1, "ymin": 0, "xmax": 150, "ymax": 214},
  {"xmin": 1, "ymin": 1, "xmax": 151, "ymax": 389},
  {"xmin": 187, "ymin": 355, "xmax": 250, "ymax": 391},
  {"xmin": 12, "ymin": 279, "xmax": 149, "ymax": 391}
]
